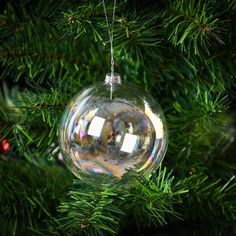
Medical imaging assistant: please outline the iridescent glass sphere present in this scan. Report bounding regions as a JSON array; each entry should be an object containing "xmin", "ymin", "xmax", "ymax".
[{"xmin": 59, "ymin": 73, "xmax": 168, "ymax": 178}]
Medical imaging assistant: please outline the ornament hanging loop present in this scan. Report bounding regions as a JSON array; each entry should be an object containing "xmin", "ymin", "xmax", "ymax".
[
  {"xmin": 102, "ymin": 0, "xmax": 117, "ymax": 78},
  {"xmin": 105, "ymin": 72, "xmax": 121, "ymax": 84}
]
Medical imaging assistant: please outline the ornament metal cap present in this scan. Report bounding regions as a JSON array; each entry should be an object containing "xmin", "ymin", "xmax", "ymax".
[{"xmin": 105, "ymin": 72, "xmax": 121, "ymax": 84}]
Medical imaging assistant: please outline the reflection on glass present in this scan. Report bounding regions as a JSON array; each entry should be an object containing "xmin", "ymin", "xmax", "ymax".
[
  {"xmin": 120, "ymin": 133, "xmax": 138, "ymax": 153},
  {"xmin": 88, "ymin": 116, "xmax": 106, "ymax": 137}
]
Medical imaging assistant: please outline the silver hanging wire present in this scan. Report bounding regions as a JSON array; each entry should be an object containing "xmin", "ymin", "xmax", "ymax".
[{"xmin": 102, "ymin": 0, "xmax": 117, "ymax": 77}]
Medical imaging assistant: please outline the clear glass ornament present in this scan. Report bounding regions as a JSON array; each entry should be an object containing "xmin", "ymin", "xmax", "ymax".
[{"xmin": 59, "ymin": 73, "xmax": 168, "ymax": 178}]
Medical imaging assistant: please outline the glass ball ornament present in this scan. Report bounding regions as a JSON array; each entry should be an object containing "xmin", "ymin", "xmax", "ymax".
[{"xmin": 59, "ymin": 73, "xmax": 168, "ymax": 178}]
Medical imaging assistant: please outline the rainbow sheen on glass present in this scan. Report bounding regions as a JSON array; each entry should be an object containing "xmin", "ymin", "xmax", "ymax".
[{"xmin": 59, "ymin": 79, "xmax": 168, "ymax": 178}]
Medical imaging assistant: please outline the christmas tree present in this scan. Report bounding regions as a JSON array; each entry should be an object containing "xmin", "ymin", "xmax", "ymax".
[{"xmin": 0, "ymin": 0, "xmax": 236, "ymax": 235}]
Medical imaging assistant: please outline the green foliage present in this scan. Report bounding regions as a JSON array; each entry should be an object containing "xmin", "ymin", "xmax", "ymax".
[
  {"xmin": 58, "ymin": 178, "xmax": 124, "ymax": 235},
  {"xmin": 57, "ymin": 167, "xmax": 187, "ymax": 235},
  {"xmin": 0, "ymin": 158, "xmax": 72, "ymax": 236},
  {"xmin": 162, "ymin": 0, "xmax": 225, "ymax": 56},
  {"xmin": 123, "ymin": 167, "xmax": 187, "ymax": 228},
  {"xmin": 0, "ymin": 0, "xmax": 236, "ymax": 235},
  {"xmin": 182, "ymin": 175, "xmax": 236, "ymax": 234}
]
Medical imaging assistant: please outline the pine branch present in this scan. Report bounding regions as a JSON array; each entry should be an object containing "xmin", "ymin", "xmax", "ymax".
[
  {"xmin": 56, "ymin": 1, "xmax": 162, "ymax": 61},
  {"xmin": 57, "ymin": 167, "xmax": 187, "ymax": 235},
  {"xmin": 55, "ymin": 1, "xmax": 105, "ymax": 40},
  {"xmin": 113, "ymin": 11, "xmax": 162, "ymax": 60},
  {"xmin": 162, "ymin": 0, "xmax": 226, "ymax": 56},
  {"xmin": 0, "ymin": 3, "xmax": 105, "ymax": 84},
  {"xmin": 123, "ymin": 167, "xmax": 187, "ymax": 228},
  {"xmin": 182, "ymin": 174, "xmax": 236, "ymax": 235},
  {"xmin": 57, "ymin": 175, "xmax": 125, "ymax": 236},
  {"xmin": 0, "ymin": 158, "xmax": 72, "ymax": 236},
  {"xmin": 166, "ymin": 81, "xmax": 235, "ymax": 179},
  {"xmin": 169, "ymin": 84, "xmax": 230, "ymax": 144}
]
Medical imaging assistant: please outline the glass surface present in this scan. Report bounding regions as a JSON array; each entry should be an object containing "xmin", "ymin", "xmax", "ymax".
[{"xmin": 59, "ymin": 81, "xmax": 168, "ymax": 178}]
